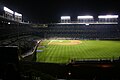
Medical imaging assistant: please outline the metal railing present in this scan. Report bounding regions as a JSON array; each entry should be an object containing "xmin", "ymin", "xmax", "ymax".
[{"xmin": 36, "ymin": 56, "xmax": 120, "ymax": 64}]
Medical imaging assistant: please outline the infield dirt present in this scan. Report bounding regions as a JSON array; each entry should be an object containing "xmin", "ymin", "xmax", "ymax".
[{"xmin": 48, "ymin": 40, "xmax": 82, "ymax": 45}]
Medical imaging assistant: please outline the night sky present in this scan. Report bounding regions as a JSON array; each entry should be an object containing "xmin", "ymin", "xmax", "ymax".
[{"xmin": 1, "ymin": 0, "xmax": 120, "ymax": 23}]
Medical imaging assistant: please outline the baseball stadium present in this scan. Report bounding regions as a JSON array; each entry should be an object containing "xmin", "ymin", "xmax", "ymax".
[{"xmin": 0, "ymin": 4, "xmax": 120, "ymax": 80}]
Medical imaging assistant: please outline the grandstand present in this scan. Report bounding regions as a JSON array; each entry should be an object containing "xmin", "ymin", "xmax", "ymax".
[{"xmin": 45, "ymin": 24, "xmax": 120, "ymax": 39}]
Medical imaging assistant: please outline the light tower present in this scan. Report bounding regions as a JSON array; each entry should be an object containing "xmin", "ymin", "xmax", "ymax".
[
  {"xmin": 3, "ymin": 6, "xmax": 14, "ymax": 20},
  {"xmin": 61, "ymin": 16, "xmax": 71, "ymax": 23},
  {"xmin": 14, "ymin": 12, "xmax": 22, "ymax": 22},
  {"xmin": 77, "ymin": 16, "xmax": 94, "ymax": 23},
  {"xmin": 98, "ymin": 15, "xmax": 118, "ymax": 24}
]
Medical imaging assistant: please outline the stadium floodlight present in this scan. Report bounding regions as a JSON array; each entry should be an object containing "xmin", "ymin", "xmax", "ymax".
[
  {"xmin": 3, "ymin": 7, "xmax": 14, "ymax": 14},
  {"xmin": 61, "ymin": 16, "xmax": 70, "ymax": 20},
  {"xmin": 15, "ymin": 12, "xmax": 22, "ymax": 16},
  {"xmin": 98, "ymin": 15, "xmax": 118, "ymax": 18},
  {"xmin": 77, "ymin": 16, "xmax": 93, "ymax": 19}
]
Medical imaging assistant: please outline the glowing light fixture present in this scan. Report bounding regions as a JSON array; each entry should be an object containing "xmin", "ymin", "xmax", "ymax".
[
  {"xmin": 61, "ymin": 16, "xmax": 70, "ymax": 20},
  {"xmin": 4, "ymin": 7, "xmax": 14, "ymax": 14},
  {"xmin": 8, "ymin": 22, "xmax": 10, "ymax": 24},
  {"xmin": 85, "ymin": 24, "xmax": 89, "ymax": 25},
  {"xmin": 15, "ymin": 12, "xmax": 22, "ymax": 16},
  {"xmin": 77, "ymin": 16, "xmax": 93, "ymax": 19},
  {"xmin": 98, "ymin": 15, "xmax": 118, "ymax": 18}
]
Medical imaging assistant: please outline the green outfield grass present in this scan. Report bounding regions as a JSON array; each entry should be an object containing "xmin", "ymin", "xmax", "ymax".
[{"xmin": 36, "ymin": 40, "xmax": 120, "ymax": 63}]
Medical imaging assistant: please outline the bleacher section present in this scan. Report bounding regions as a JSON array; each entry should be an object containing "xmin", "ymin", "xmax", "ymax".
[
  {"xmin": 0, "ymin": 16, "xmax": 43, "ymax": 59},
  {"xmin": 44, "ymin": 24, "xmax": 120, "ymax": 39}
]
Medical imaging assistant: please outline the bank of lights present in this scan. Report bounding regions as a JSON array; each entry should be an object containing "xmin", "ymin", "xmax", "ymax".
[
  {"xmin": 98, "ymin": 15, "xmax": 118, "ymax": 18},
  {"xmin": 15, "ymin": 12, "xmax": 22, "ymax": 16},
  {"xmin": 4, "ymin": 7, "xmax": 14, "ymax": 14},
  {"xmin": 77, "ymin": 16, "xmax": 93, "ymax": 19},
  {"xmin": 61, "ymin": 16, "xmax": 70, "ymax": 20}
]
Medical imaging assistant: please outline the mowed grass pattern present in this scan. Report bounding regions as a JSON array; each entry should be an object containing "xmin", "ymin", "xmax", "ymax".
[{"xmin": 36, "ymin": 40, "xmax": 120, "ymax": 63}]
